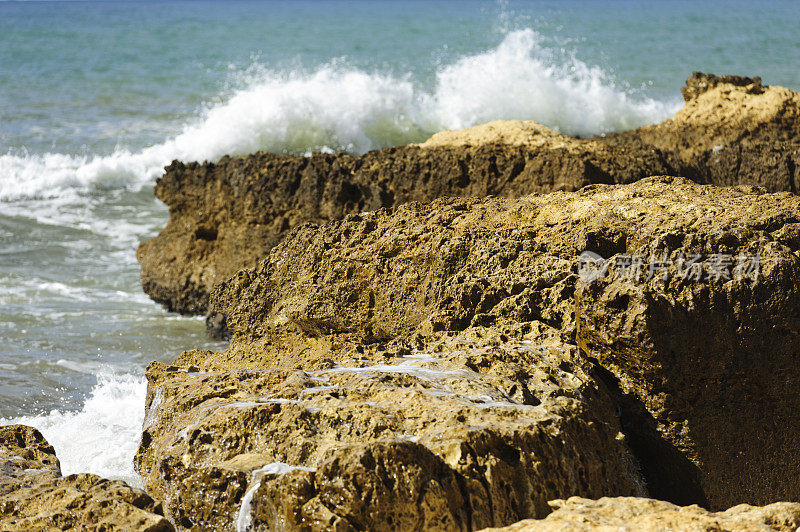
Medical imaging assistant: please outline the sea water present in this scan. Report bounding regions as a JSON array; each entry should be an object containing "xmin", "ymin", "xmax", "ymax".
[{"xmin": 1, "ymin": 0, "xmax": 798, "ymax": 486}]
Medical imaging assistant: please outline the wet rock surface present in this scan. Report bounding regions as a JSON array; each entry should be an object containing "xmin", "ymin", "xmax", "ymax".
[
  {"xmin": 137, "ymin": 73, "xmax": 800, "ymax": 316},
  {"xmin": 134, "ymin": 329, "xmax": 646, "ymax": 530},
  {"xmin": 0, "ymin": 424, "xmax": 173, "ymax": 531},
  {"xmin": 134, "ymin": 177, "xmax": 800, "ymax": 529},
  {"xmin": 205, "ymin": 177, "xmax": 799, "ymax": 511},
  {"xmin": 0, "ymin": 424, "xmax": 61, "ymax": 496},
  {"xmin": 481, "ymin": 497, "xmax": 800, "ymax": 531}
]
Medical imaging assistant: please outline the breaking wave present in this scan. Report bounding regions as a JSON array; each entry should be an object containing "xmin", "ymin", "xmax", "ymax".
[
  {"xmin": 0, "ymin": 28, "xmax": 678, "ymax": 202},
  {"xmin": 1, "ymin": 373, "xmax": 147, "ymax": 487}
]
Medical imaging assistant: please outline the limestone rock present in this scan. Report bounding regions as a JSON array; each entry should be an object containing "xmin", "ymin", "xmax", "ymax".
[
  {"xmin": 136, "ymin": 141, "xmax": 662, "ymax": 317},
  {"xmin": 480, "ymin": 497, "xmax": 800, "ymax": 531},
  {"xmin": 205, "ymin": 177, "xmax": 800, "ymax": 511},
  {"xmin": 0, "ymin": 424, "xmax": 173, "ymax": 531},
  {"xmin": 574, "ymin": 223, "xmax": 800, "ymax": 505},
  {"xmin": 0, "ymin": 424, "xmax": 60, "ymax": 496},
  {"xmin": 134, "ymin": 329, "xmax": 646, "ymax": 530},
  {"xmin": 137, "ymin": 73, "xmax": 800, "ymax": 316}
]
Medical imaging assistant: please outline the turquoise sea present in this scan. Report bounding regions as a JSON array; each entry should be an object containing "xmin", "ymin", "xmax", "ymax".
[{"xmin": 1, "ymin": 0, "xmax": 798, "ymax": 485}]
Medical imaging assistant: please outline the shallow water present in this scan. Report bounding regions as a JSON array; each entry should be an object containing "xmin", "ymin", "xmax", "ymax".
[{"xmin": 1, "ymin": 0, "xmax": 798, "ymax": 485}]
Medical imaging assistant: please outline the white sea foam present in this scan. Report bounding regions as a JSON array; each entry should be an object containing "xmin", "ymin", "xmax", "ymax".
[
  {"xmin": 235, "ymin": 462, "xmax": 316, "ymax": 532},
  {"xmin": 322, "ymin": 360, "xmax": 476, "ymax": 382},
  {"xmin": 0, "ymin": 277, "xmax": 154, "ymax": 307},
  {"xmin": 0, "ymin": 373, "xmax": 147, "ymax": 488},
  {"xmin": 428, "ymin": 29, "xmax": 675, "ymax": 134},
  {"xmin": 0, "ymin": 29, "xmax": 679, "ymax": 202}
]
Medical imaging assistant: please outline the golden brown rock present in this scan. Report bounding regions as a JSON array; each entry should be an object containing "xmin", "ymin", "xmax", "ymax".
[
  {"xmin": 480, "ymin": 497, "xmax": 800, "ymax": 531},
  {"xmin": 204, "ymin": 177, "xmax": 800, "ymax": 511},
  {"xmin": 0, "ymin": 424, "xmax": 173, "ymax": 531},
  {"xmin": 134, "ymin": 329, "xmax": 646, "ymax": 530},
  {"xmin": 0, "ymin": 424, "xmax": 61, "ymax": 496},
  {"xmin": 137, "ymin": 73, "xmax": 800, "ymax": 317}
]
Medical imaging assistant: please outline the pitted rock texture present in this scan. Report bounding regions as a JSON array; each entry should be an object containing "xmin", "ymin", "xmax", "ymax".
[
  {"xmin": 205, "ymin": 177, "xmax": 800, "ymax": 511},
  {"xmin": 134, "ymin": 328, "xmax": 646, "ymax": 531},
  {"xmin": 480, "ymin": 497, "xmax": 800, "ymax": 531},
  {"xmin": 137, "ymin": 73, "xmax": 800, "ymax": 316},
  {"xmin": 0, "ymin": 424, "xmax": 173, "ymax": 531},
  {"xmin": 0, "ymin": 424, "xmax": 61, "ymax": 496}
]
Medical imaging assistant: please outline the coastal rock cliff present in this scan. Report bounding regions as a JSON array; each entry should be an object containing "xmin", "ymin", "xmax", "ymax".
[
  {"xmin": 0, "ymin": 425, "xmax": 173, "ymax": 531},
  {"xmin": 137, "ymin": 73, "xmax": 800, "ymax": 317},
  {"xmin": 135, "ymin": 178, "xmax": 800, "ymax": 529}
]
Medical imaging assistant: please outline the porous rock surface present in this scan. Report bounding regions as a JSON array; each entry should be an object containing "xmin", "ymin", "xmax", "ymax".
[
  {"xmin": 198, "ymin": 177, "xmax": 800, "ymax": 513},
  {"xmin": 480, "ymin": 497, "xmax": 800, "ymax": 531},
  {"xmin": 134, "ymin": 177, "xmax": 800, "ymax": 530},
  {"xmin": 0, "ymin": 424, "xmax": 173, "ymax": 531},
  {"xmin": 137, "ymin": 73, "xmax": 800, "ymax": 316},
  {"xmin": 134, "ymin": 327, "xmax": 647, "ymax": 530}
]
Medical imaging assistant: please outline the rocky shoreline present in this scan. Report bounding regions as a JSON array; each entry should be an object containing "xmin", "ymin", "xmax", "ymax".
[
  {"xmin": 137, "ymin": 73, "xmax": 799, "ymax": 324},
  {"xmin": 0, "ymin": 425, "xmax": 172, "ymax": 530},
  {"xmin": 3, "ymin": 73, "xmax": 800, "ymax": 531}
]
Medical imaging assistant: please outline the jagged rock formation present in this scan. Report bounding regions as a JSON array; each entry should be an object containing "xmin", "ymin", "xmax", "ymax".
[
  {"xmin": 134, "ymin": 328, "xmax": 647, "ymax": 530},
  {"xmin": 137, "ymin": 73, "xmax": 800, "ymax": 317},
  {"xmin": 135, "ymin": 177, "xmax": 800, "ymax": 529},
  {"xmin": 481, "ymin": 497, "xmax": 800, "ymax": 531},
  {"xmin": 0, "ymin": 424, "xmax": 173, "ymax": 531}
]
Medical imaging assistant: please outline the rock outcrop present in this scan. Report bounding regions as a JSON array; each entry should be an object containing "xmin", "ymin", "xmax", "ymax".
[
  {"xmin": 134, "ymin": 328, "xmax": 646, "ymax": 530},
  {"xmin": 0, "ymin": 424, "xmax": 173, "ymax": 531},
  {"xmin": 481, "ymin": 497, "xmax": 800, "ymax": 531},
  {"xmin": 135, "ymin": 177, "xmax": 800, "ymax": 529},
  {"xmin": 137, "ymin": 73, "xmax": 800, "ymax": 317}
]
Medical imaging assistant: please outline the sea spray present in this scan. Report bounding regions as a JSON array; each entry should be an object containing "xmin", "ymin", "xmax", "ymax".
[
  {"xmin": 428, "ymin": 29, "xmax": 673, "ymax": 134},
  {"xmin": 0, "ymin": 29, "xmax": 678, "ymax": 202},
  {"xmin": 0, "ymin": 372, "xmax": 147, "ymax": 488}
]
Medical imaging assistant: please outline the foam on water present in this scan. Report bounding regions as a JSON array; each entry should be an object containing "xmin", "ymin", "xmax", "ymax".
[
  {"xmin": 0, "ymin": 373, "xmax": 147, "ymax": 488},
  {"xmin": 0, "ymin": 29, "xmax": 678, "ymax": 202},
  {"xmin": 0, "ymin": 277, "xmax": 154, "ymax": 306}
]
